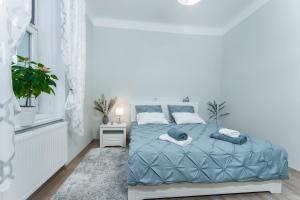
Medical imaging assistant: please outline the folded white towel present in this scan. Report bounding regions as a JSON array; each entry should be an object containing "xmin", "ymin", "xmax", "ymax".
[
  {"xmin": 219, "ymin": 128, "xmax": 240, "ymax": 138},
  {"xmin": 159, "ymin": 134, "xmax": 192, "ymax": 146}
]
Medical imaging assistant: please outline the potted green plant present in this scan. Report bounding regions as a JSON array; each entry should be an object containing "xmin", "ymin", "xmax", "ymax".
[
  {"xmin": 208, "ymin": 100, "xmax": 230, "ymax": 127},
  {"xmin": 94, "ymin": 94, "xmax": 117, "ymax": 124},
  {"xmin": 11, "ymin": 55, "xmax": 58, "ymax": 126}
]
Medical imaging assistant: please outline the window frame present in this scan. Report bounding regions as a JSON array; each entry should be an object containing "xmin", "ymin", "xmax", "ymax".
[
  {"xmin": 26, "ymin": 25, "xmax": 38, "ymax": 60},
  {"xmin": 16, "ymin": 0, "xmax": 38, "ymax": 61},
  {"xmin": 27, "ymin": 0, "xmax": 38, "ymax": 61}
]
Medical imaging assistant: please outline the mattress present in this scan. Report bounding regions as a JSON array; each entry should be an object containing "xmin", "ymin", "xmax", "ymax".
[{"xmin": 128, "ymin": 122, "xmax": 288, "ymax": 186}]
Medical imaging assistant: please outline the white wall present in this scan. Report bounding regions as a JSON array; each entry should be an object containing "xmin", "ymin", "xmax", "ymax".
[
  {"xmin": 87, "ymin": 27, "xmax": 223, "ymax": 137},
  {"xmin": 221, "ymin": 0, "xmax": 300, "ymax": 170}
]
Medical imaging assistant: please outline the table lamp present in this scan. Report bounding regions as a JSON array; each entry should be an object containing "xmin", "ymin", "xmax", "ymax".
[{"xmin": 115, "ymin": 107, "xmax": 124, "ymax": 124}]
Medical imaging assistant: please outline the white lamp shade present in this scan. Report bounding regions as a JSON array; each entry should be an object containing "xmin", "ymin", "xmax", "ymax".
[
  {"xmin": 115, "ymin": 107, "xmax": 124, "ymax": 116},
  {"xmin": 178, "ymin": 0, "xmax": 201, "ymax": 6}
]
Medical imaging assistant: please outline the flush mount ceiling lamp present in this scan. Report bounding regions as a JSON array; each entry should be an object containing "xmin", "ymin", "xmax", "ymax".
[{"xmin": 177, "ymin": 0, "xmax": 201, "ymax": 6}]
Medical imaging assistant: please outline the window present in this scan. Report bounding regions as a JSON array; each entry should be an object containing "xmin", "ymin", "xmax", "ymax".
[
  {"xmin": 17, "ymin": 31, "xmax": 31, "ymax": 59},
  {"xmin": 17, "ymin": 0, "xmax": 38, "ymax": 60},
  {"xmin": 16, "ymin": 0, "xmax": 38, "ymax": 109},
  {"xmin": 15, "ymin": 0, "xmax": 64, "ymax": 131}
]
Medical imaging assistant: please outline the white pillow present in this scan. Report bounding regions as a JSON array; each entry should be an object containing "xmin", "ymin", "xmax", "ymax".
[
  {"xmin": 172, "ymin": 112, "xmax": 206, "ymax": 125},
  {"xmin": 137, "ymin": 112, "xmax": 169, "ymax": 125}
]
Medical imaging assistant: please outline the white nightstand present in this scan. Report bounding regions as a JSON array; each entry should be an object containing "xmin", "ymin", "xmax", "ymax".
[{"xmin": 100, "ymin": 123, "xmax": 127, "ymax": 148}]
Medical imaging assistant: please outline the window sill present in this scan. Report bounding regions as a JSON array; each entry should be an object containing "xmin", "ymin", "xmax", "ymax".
[{"xmin": 15, "ymin": 114, "xmax": 64, "ymax": 134}]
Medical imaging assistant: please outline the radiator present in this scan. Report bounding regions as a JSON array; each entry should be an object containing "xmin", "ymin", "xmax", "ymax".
[{"xmin": 2, "ymin": 122, "xmax": 68, "ymax": 200}]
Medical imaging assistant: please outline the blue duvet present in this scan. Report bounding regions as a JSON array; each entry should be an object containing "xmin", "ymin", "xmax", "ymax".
[{"xmin": 128, "ymin": 122, "xmax": 288, "ymax": 186}]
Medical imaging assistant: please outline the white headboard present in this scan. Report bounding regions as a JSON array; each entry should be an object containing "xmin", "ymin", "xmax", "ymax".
[{"xmin": 130, "ymin": 102, "xmax": 199, "ymax": 122}]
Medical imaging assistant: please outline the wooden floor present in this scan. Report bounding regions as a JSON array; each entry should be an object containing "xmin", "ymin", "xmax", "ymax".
[{"xmin": 29, "ymin": 140, "xmax": 300, "ymax": 200}]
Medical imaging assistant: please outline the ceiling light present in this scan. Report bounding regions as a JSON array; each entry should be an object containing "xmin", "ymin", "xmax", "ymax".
[{"xmin": 177, "ymin": 0, "xmax": 201, "ymax": 6}]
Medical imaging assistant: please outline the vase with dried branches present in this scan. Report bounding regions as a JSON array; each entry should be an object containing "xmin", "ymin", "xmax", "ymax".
[{"xmin": 94, "ymin": 94, "xmax": 117, "ymax": 124}]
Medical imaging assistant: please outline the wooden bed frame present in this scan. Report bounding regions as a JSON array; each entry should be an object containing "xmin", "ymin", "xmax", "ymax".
[{"xmin": 128, "ymin": 102, "xmax": 282, "ymax": 200}]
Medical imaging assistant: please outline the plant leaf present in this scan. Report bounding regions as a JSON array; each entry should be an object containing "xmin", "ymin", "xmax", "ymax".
[
  {"xmin": 107, "ymin": 97, "xmax": 117, "ymax": 113},
  {"xmin": 219, "ymin": 101, "xmax": 226, "ymax": 107},
  {"xmin": 218, "ymin": 105, "xmax": 225, "ymax": 111},
  {"xmin": 208, "ymin": 108, "xmax": 216, "ymax": 114},
  {"xmin": 220, "ymin": 113, "xmax": 230, "ymax": 117},
  {"xmin": 209, "ymin": 115, "xmax": 216, "ymax": 119}
]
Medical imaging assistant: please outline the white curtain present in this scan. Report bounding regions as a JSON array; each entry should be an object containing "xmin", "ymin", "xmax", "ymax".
[
  {"xmin": 0, "ymin": 0, "xmax": 31, "ymax": 192},
  {"xmin": 61, "ymin": 0, "xmax": 86, "ymax": 136}
]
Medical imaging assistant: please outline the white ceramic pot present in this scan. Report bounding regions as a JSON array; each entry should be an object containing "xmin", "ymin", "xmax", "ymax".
[{"xmin": 17, "ymin": 107, "xmax": 37, "ymax": 127}]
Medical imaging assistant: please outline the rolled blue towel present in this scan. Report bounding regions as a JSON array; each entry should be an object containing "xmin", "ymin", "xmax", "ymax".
[
  {"xmin": 210, "ymin": 132, "xmax": 247, "ymax": 145},
  {"xmin": 167, "ymin": 128, "xmax": 188, "ymax": 141}
]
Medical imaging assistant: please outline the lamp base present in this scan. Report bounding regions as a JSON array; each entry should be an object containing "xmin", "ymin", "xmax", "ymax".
[{"xmin": 117, "ymin": 116, "xmax": 121, "ymax": 124}]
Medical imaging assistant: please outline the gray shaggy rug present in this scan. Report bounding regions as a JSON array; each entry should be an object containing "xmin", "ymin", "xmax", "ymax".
[{"xmin": 52, "ymin": 148, "xmax": 128, "ymax": 200}]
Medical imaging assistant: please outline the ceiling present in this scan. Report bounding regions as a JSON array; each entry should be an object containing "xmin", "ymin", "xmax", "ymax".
[{"xmin": 86, "ymin": 0, "xmax": 268, "ymax": 34}]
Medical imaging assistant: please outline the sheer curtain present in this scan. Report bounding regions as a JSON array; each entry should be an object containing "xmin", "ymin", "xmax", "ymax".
[
  {"xmin": 0, "ymin": 0, "xmax": 31, "ymax": 192},
  {"xmin": 61, "ymin": 0, "xmax": 86, "ymax": 136}
]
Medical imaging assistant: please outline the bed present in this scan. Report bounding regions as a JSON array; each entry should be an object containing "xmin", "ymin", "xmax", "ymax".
[{"xmin": 128, "ymin": 103, "xmax": 288, "ymax": 200}]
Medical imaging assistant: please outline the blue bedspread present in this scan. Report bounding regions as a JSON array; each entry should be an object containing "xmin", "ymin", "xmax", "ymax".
[{"xmin": 128, "ymin": 122, "xmax": 288, "ymax": 186}]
